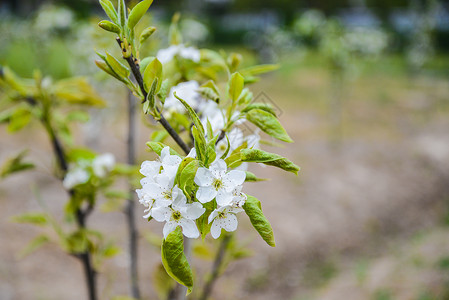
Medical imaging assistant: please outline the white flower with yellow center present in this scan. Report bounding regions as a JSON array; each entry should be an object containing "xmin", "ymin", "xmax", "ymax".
[
  {"xmin": 152, "ymin": 194, "xmax": 205, "ymax": 238},
  {"xmin": 208, "ymin": 205, "xmax": 244, "ymax": 239},
  {"xmin": 139, "ymin": 147, "xmax": 181, "ymax": 185},
  {"xmin": 194, "ymin": 159, "xmax": 246, "ymax": 206}
]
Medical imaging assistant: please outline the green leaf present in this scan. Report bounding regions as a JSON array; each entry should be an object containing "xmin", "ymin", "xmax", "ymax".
[
  {"xmin": 175, "ymin": 157, "xmax": 195, "ymax": 187},
  {"xmin": 99, "ymin": 0, "xmax": 118, "ymax": 24},
  {"xmin": 198, "ymin": 80, "xmax": 220, "ymax": 103},
  {"xmin": 228, "ymin": 72, "xmax": 244, "ymax": 102},
  {"xmin": 54, "ymin": 77, "xmax": 106, "ymax": 107},
  {"xmin": 105, "ymin": 52, "xmax": 130, "ymax": 79},
  {"xmin": 144, "ymin": 78, "xmax": 158, "ymax": 113},
  {"xmin": 192, "ymin": 126, "xmax": 206, "ymax": 163},
  {"xmin": 168, "ymin": 12, "xmax": 182, "ymax": 45},
  {"xmin": 127, "ymin": 0, "xmax": 153, "ymax": 29},
  {"xmin": 239, "ymin": 64, "xmax": 279, "ymax": 77},
  {"xmin": 242, "ymin": 103, "xmax": 277, "ymax": 117},
  {"xmin": 157, "ymin": 79, "xmax": 170, "ymax": 104},
  {"xmin": 143, "ymin": 58, "xmax": 162, "ymax": 93},
  {"xmin": 139, "ymin": 56, "xmax": 154, "ymax": 74},
  {"xmin": 11, "ymin": 213, "xmax": 47, "ymax": 226},
  {"xmin": 173, "ymin": 92, "xmax": 205, "ymax": 135},
  {"xmin": 146, "ymin": 142, "xmax": 181, "ymax": 157},
  {"xmin": 18, "ymin": 234, "xmax": 50, "ymax": 258},
  {"xmin": 95, "ymin": 60, "xmax": 126, "ymax": 82},
  {"xmin": 98, "ymin": 20, "xmax": 121, "ymax": 34},
  {"xmin": 178, "ymin": 160, "xmax": 199, "ymax": 197},
  {"xmin": 246, "ymin": 109, "xmax": 292, "ymax": 143},
  {"xmin": 140, "ymin": 27, "xmax": 156, "ymax": 45},
  {"xmin": 8, "ymin": 106, "xmax": 32, "ymax": 133},
  {"xmin": 240, "ymin": 149, "xmax": 299, "ymax": 175},
  {"xmin": 118, "ymin": 0, "xmax": 126, "ymax": 28},
  {"xmin": 150, "ymin": 130, "xmax": 169, "ymax": 143},
  {"xmin": 245, "ymin": 171, "xmax": 267, "ymax": 182},
  {"xmin": 197, "ymin": 201, "xmax": 215, "ymax": 240},
  {"xmin": 243, "ymin": 195, "xmax": 275, "ymax": 247},
  {"xmin": 161, "ymin": 227, "xmax": 193, "ymax": 294},
  {"xmin": 1, "ymin": 150, "xmax": 34, "ymax": 178}
]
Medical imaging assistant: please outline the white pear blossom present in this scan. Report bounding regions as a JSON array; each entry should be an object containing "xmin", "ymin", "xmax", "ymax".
[
  {"xmin": 63, "ymin": 167, "xmax": 89, "ymax": 189},
  {"xmin": 208, "ymin": 205, "xmax": 244, "ymax": 239},
  {"xmin": 194, "ymin": 159, "xmax": 246, "ymax": 206},
  {"xmin": 152, "ymin": 193, "xmax": 205, "ymax": 238},
  {"xmin": 139, "ymin": 147, "xmax": 181, "ymax": 184},
  {"xmin": 92, "ymin": 153, "xmax": 115, "ymax": 178},
  {"xmin": 156, "ymin": 44, "xmax": 201, "ymax": 64},
  {"xmin": 164, "ymin": 81, "xmax": 202, "ymax": 113}
]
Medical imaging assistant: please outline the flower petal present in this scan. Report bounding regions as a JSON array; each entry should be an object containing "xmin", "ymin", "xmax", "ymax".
[
  {"xmin": 194, "ymin": 168, "xmax": 214, "ymax": 187},
  {"xmin": 223, "ymin": 214, "xmax": 238, "ymax": 232},
  {"xmin": 216, "ymin": 189, "xmax": 233, "ymax": 206},
  {"xmin": 210, "ymin": 219, "xmax": 223, "ymax": 239},
  {"xmin": 185, "ymin": 202, "xmax": 206, "ymax": 220},
  {"xmin": 196, "ymin": 186, "xmax": 217, "ymax": 204},
  {"xmin": 142, "ymin": 182, "xmax": 164, "ymax": 199},
  {"xmin": 210, "ymin": 159, "xmax": 227, "ymax": 178},
  {"xmin": 152, "ymin": 207, "xmax": 172, "ymax": 222},
  {"xmin": 140, "ymin": 160, "xmax": 161, "ymax": 177},
  {"xmin": 179, "ymin": 219, "xmax": 200, "ymax": 239},
  {"xmin": 163, "ymin": 221, "xmax": 179, "ymax": 239},
  {"xmin": 224, "ymin": 170, "xmax": 246, "ymax": 187}
]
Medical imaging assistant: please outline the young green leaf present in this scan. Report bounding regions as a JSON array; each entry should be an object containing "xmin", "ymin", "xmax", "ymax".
[
  {"xmin": 228, "ymin": 72, "xmax": 244, "ymax": 102},
  {"xmin": 243, "ymin": 195, "xmax": 275, "ymax": 247},
  {"xmin": 99, "ymin": 0, "xmax": 119, "ymax": 24},
  {"xmin": 146, "ymin": 142, "xmax": 181, "ymax": 157},
  {"xmin": 11, "ymin": 213, "xmax": 48, "ymax": 226},
  {"xmin": 18, "ymin": 234, "xmax": 50, "ymax": 258},
  {"xmin": 140, "ymin": 27, "xmax": 156, "ymax": 45},
  {"xmin": 239, "ymin": 64, "xmax": 279, "ymax": 76},
  {"xmin": 240, "ymin": 149, "xmax": 299, "ymax": 175},
  {"xmin": 144, "ymin": 78, "xmax": 158, "ymax": 114},
  {"xmin": 245, "ymin": 171, "xmax": 267, "ymax": 182},
  {"xmin": 196, "ymin": 201, "xmax": 215, "ymax": 240},
  {"xmin": 161, "ymin": 227, "xmax": 193, "ymax": 294},
  {"xmin": 98, "ymin": 20, "xmax": 121, "ymax": 34},
  {"xmin": 95, "ymin": 60, "xmax": 126, "ymax": 82},
  {"xmin": 168, "ymin": 12, "xmax": 182, "ymax": 45},
  {"xmin": 1, "ymin": 150, "xmax": 34, "ymax": 178},
  {"xmin": 246, "ymin": 109, "xmax": 292, "ymax": 143},
  {"xmin": 128, "ymin": 0, "xmax": 153, "ymax": 29},
  {"xmin": 178, "ymin": 160, "xmax": 199, "ymax": 197},
  {"xmin": 173, "ymin": 92, "xmax": 205, "ymax": 135},
  {"xmin": 175, "ymin": 157, "xmax": 195, "ymax": 186},
  {"xmin": 198, "ymin": 80, "xmax": 220, "ymax": 103},
  {"xmin": 242, "ymin": 103, "xmax": 277, "ymax": 116},
  {"xmin": 105, "ymin": 52, "xmax": 130, "ymax": 79},
  {"xmin": 118, "ymin": 0, "xmax": 126, "ymax": 28},
  {"xmin": 143, "ymin": 58, "xmax": 163, "ymax": 92},
  {"xmin": 192, "ymin": 126, "xmax": 206, "ymax": 163}
]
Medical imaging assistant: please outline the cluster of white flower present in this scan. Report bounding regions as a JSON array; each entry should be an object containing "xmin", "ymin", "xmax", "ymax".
[
  {"xmin": 137, "ymin": 147, "xmax": 247, "ymax": 239},
  {"xmin": 63, "ymin": 153, "xmax": 115, "ymax": 189},
  {"xmin": 156, "ymin": 44, "xmax": 201, "ymax": 64},
  {"xmin": 194, "ymin": 159, "xmax": 247, "ymax": 239}
]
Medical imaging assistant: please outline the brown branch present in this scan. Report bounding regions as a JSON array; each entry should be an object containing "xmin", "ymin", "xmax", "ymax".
[
  {"xmin": 199, "ymin": 234, "xmax": 232, "ymax": 300},
  {"xmin": 116, "ymin": 38, "xmax": 190, "ymax": 155}
]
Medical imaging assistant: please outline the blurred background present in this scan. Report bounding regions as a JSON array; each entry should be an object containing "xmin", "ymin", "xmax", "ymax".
[{"xmin": 1, "ymin": 0, "xmax": 449, "ymax": 299}]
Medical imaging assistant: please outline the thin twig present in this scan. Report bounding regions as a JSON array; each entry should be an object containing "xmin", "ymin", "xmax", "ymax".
[
  {"xmin": 125, "ymin": 90, "xmax": 141, "ymax": 299},
  {"xmin": 116, "ymin": 38, "xmax": 190, "ymax": 155},
  {"xmin": 199, "ymin": 234, "xmax": 232, "ymax": 300},
  {"xmin": 39, "ymin": 105, "xmax": 97, "ymax": 300}
]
